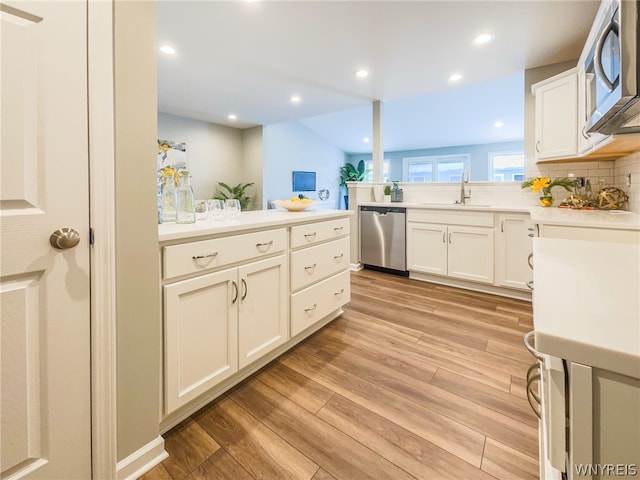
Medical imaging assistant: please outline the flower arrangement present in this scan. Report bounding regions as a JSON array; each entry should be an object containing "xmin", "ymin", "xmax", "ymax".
[{"xmin": 521, "ymin": 177, "xmax": 575, "ymax": 206}]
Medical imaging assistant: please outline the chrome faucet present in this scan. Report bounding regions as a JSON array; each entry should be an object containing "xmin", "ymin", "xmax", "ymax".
[{"xmin": 457, "ymin": 170, "xmax": 471, "ymax": 204}]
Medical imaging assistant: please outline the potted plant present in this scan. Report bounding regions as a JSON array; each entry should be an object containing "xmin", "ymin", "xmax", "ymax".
[
  {"xmin": 213, "ymin": 181, "xmax": 254, "ymax": 210},
  {"xmin": 383, "ymin": 184, "xmax": 392, "ymax": 203},
  {"xmin": 339, "ymin": 160, "xmax": 369, "ymax": 209},
  {"xmin": 521, "ymin": 177, "xmax": 575, "ymax": 207}
]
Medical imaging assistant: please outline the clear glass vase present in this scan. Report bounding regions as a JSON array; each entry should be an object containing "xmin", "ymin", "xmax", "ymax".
[
  {"xmin": 176, "ymin": 172, "xmax": 196, "ymax": 224},
  {"xmin": 161, "ymin": 174, "xmax": 177, "ymax": 223}
]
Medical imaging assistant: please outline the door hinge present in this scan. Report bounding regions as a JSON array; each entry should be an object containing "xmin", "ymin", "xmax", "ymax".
[{"xmin": 89, "ymin": 227, "xmax": 95, "ymax": 245}]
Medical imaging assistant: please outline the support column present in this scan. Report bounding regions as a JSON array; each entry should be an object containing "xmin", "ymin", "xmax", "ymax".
[{"xmin": 372, "ymin": 100, "xmax": 383, "ymax": 182}]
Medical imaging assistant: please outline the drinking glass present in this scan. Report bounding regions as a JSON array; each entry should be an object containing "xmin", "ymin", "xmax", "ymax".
[
  {"xmin": 207, "ymin": 199, "xmax": 225, "ymax": 222},
  {"xmin": 225, "ymin": 199, "xmax": 241, "ymax": 220},
  {"xmin": 194, "ymin": 200, "xmax": 209, "ymax": 221}
]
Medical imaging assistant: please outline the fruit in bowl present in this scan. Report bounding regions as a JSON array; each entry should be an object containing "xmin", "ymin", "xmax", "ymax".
[{"xmin": 274, "ymin": 197, "xmax": 316, "ymax": 211}]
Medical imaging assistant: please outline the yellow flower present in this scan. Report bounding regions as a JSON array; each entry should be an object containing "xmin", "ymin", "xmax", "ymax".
[{"xmin": 530, "ymin": 177, "xmax": 550, "ymax": 193}]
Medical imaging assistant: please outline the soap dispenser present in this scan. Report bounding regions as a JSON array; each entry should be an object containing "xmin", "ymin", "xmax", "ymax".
[{"xmin": 390, "ymin": 181, "xmax": 403, "ymax": 203}]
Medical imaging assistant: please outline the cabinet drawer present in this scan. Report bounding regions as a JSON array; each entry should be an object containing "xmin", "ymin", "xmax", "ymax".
[
  {"xmin": 163, "ymin": 228, "xmax": 287, "ymax": 280},
  {"xmin": 290, "ymin": 237, "xmax": 350, "ymax": 291},
  {"xmin": 290, "ymin": 217, "xmax": 350, "ymax": 249},
  {"xmin": 291, "ymin": 269, "xmax": 350, "ymax": 337},
  {"xmin": 407, "ymin": 209, "xmax": 494, "ymax": 227}
]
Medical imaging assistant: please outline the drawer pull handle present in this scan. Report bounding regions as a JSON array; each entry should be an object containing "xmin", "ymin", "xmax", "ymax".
[
  {"xmin": 241, "ymin": 277, "xmax": 248, "ymax": 300},
  {"xmin": 527, "ymin": 253, "xmax": 534, "ymax": 270},
  {"xmin": 334, "ymin": 288, "xmax": 344, "ymax": 296},
  {"xmin": 333, "ymin": 253, "xmax": 344, "ymax": 260},
  {"xmin": 333, "ymin": 226, "xmax": 344, "ymax": 232},
  {"xmin": 304, "ymin": 232, "xmax": 317, "ymax": 240},
  {"xmin": 256, "ymin": 240, "xmax": 274, "ymax": 248},
  {"xmin": 192, "ymin": 252, "xmax": 218, "ymax": 261},
  {"xmin": 304, "ymin": 263, "xmax": 317, "ymax": 273},
  {"xmin": 231, "ymin": 281, "xmax": 239, "ymax": 304},
  {"xmin": 304, "ymin": 303, "xmax": 317, "ymax": 313},
  {"xmin": 526, "ymin": 280, "xmax": 534, "ymax": 291}
]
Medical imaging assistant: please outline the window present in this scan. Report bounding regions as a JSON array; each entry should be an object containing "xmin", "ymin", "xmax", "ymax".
[
  {"xmin": 403, "ymin": 154, "xmax": 470, "ymax": 183},
  {"xmin": 365, "ymin": 160, "xmax": 390, "ymax": 182},
  {"xmin": 489, "ymin": 152, "xmax": 524, "ymax": 182}
]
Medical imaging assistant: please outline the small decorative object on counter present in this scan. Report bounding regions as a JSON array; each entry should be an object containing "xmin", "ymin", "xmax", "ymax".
[
  {"xmin": 596, "ymin": 187, "xmax": 629, "ymax": 210},
  {"xmin": 176, "ymin": 170, "xmax": 196, "ymax": 224},
  {"xmin": 383, "ymin": 185, "xmax": 391, "ymax": 203},
  {"xmin": 390, "ymin": 181, "xmax": 403, "ymax": 203},
  {"xmin": 161, "ymin": 173, "xmax": 177, "ymax": 223},
  {"xmin": 521, "ymin": 177, "xmax": 576, "ymax": 207}
]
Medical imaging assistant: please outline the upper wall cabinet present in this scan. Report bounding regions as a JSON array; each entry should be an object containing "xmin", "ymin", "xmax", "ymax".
[
  {"xmin": 533, "ymin": 68, "xmax": 578, "ymax": 161},
  {"xmin": 533, "ymin": 67, "xmax": 640, "ymax": 163}
]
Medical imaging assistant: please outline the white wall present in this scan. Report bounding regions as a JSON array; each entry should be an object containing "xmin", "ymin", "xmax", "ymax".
[
  {"xmin": 157, "ymin": 113, "xmax": 245, "ymax": 201},
  {"xmin": 263, "ymin": 120, "xmax": 347, "ymax": 209}
]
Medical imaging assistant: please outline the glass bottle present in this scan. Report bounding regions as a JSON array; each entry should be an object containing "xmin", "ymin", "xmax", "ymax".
[
  {"xmin": 161, "ymin": 174, "xmax": 177, "ymax": 223},
  {"xmin": 176, "ymin": 171, "xmax": 196, "ymax": 224}
]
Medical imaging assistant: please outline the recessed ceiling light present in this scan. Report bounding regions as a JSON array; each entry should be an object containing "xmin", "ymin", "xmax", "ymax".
[
  {"xmin": 362, "ymin": 137, "xmax": 370, "ymax": 143},
  {"xmin": 228, "ymin": 114, "xmax": 237, "ymax": 121},
  {"xmin": 473, "ymin": 33, "xmax": 494, "ymax": 45},
  {"xmin": 449, "ymin": 73, "xmax": 463, "ymax": 82},
  {"xmin": 290, "ymin": 95, "xmax": 301, "ymax": 104},
  {"xmin": 159, "ymin": 45, "xmax": 176, "ymax": 55},
  {"xmin": 493, "ymin": 121, "xmax": 504, "ymax": 128},
  {"xmin": 355, "ymin": 69, "xmax": 369, "ymax": 78}
]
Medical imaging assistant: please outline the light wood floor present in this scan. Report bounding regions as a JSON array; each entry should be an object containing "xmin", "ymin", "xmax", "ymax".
[{"xmin": 142, "ymin": 269, "xmax": 539, "ymax": 480}]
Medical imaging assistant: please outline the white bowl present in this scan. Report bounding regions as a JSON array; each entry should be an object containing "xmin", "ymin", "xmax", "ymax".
[{"xmin": 274, "ymin": 200, "xmax": 316, "ymax": 212}]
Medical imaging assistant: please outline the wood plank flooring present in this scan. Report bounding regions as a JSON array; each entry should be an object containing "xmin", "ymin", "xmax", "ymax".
[{"xmin": 142, "ymin": 269, "xmax": 539, "ymax": 480}]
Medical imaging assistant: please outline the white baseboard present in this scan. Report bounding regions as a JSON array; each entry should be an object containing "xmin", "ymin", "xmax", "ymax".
[{"xmin": 116, "ymin": 436, "xmax": 168, "ymax": 480}]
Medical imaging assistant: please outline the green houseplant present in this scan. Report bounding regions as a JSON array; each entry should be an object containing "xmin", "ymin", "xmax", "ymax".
[
  {"xmin": 339, "ymin": 160, "xmax": 370, "ymax": 209},
  {"xmin": 213, "ymin": 181, "xmax": 254, "ymax": 210}
]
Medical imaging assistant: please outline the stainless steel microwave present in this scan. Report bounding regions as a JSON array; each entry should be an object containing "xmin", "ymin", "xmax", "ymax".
[{"xmin": 584, "ymin": 0, "xmax": 639, "ymax": 135}]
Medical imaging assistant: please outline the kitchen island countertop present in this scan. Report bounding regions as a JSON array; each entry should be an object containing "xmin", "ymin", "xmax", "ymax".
[{"xmin": 158, "ymin": 209, "xmax": 352, "ymax": 242}]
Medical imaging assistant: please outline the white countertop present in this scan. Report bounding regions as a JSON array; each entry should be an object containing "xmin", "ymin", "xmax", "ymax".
[
  {"xmin": 360, "ymin": 202, "xmax": 640, "ymax": 230},
  {"xmin": 360, "ymin": 201, "xmax": 530, "ymax": 213},
  {"xmin": 158, "ymin": 209, "xmax": 352, "ymax": 242},
  {"xmin": 533, "ymin": 237, "xmax": 640, "ymax": 378},
  {"xmin": 529, "ymin": 206, "xmax": 640, "ymax": 230}
]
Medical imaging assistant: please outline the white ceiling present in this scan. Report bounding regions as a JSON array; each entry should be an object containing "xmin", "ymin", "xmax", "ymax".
[{"xmin": 156, "ymin": 0, "xmax": 599, "ymax": 153}]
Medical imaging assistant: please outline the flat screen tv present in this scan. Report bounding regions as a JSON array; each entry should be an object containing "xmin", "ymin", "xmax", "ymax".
[{"xmin": 292, "ymin": 171, "xmax": 316, "ymax": 192}]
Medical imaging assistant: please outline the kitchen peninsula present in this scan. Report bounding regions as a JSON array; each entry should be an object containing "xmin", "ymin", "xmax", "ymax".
[{"xmin": 158, "ymin": 209, "xmax": 352, "ymax": 430}]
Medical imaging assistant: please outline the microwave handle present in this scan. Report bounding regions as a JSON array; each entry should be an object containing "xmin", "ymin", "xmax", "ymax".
[{"xmin": 594, "ymin": 19, "xmax": 620, "ymax": 92}]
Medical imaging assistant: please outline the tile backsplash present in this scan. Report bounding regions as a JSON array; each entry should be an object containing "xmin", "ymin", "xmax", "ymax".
[{"xmin": 525, "ymin": 151, "xmax": 639, "ymax": 213}]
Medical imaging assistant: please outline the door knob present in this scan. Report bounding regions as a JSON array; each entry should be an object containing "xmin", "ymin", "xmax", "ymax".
[{"xmin": 50, "ymin": 228, "xmax": 80, "ymax": 250}]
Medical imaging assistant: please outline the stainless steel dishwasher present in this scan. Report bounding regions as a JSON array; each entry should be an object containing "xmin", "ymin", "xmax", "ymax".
[{"xmin": 359, "ymin": 205, "xmax": 408, "ymax": 275}]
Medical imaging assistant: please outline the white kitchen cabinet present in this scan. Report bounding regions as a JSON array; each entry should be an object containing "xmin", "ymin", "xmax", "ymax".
[
  {"xmin": 163, "ymin": 228, "xmax": 288, "ymax": 414},
  {"xmin": 407, "ymin": 209, "xmax": 495, "ymax": 284},
  {"xmin": 290, "ymin": 218, "xmax": 351, "ymax": 337},
  {"xmin": 164, "ymin": 255, "xmax": 288, "ymax": 413},
  {"xmin": 164, "ymin": 268, "xmax": 239, "ymax": 413},
  {"xmin": 406, "ymin": 223, "xmax": 447, "ymax": 276},
  {"xmin": 533, "ymin": 68, "xmax": 578, "ymax": 161},
  {"xmin": 238, "ymin": 254, "xmax": 288, "ymax": 369},
  {"xmin": 495, "ymin": 213, "xmax": 532, "ymax": 290},
  {"xmin": 159, "ymin": 212, "xmax": 353, "ymax": 425}
]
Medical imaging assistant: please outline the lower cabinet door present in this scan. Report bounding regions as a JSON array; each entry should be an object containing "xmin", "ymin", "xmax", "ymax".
[
  {"xmin": 407, "ymin": 222, "xmax": 448, "ymax": 275},
  {"xmin": 447, "ymin": 226, "xmax": 494, "ymax": 283},
  {"xmin": 238, "ymin": 254, "xmax": 289, "ymax": 369},
  {"xmin": 291, "ymin": 269, "xmax": 351, "ymax": 337},
  {"xmin": 164, "ymin": 268, "xmax": 239, "ymax": 414}
]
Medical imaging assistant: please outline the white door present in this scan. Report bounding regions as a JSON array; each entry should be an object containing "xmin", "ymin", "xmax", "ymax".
[{"xmin": 1, "ymin": 1, "xmax": 91, "ymax": 479}]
